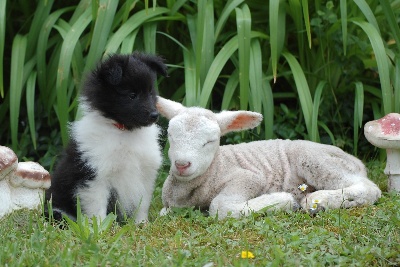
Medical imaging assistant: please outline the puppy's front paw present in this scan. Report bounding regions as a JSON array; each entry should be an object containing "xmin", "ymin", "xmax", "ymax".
[{"xmin": 160, "ymin": 207, "xmax": 171, "ymax": 216}]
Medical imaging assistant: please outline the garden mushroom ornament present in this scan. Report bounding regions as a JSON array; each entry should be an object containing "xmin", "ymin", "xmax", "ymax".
[
  {"xmin": 0, "ymin": 146, "xmax": 51, "ymax": 218},
  {"xmin": 364, "ymin": 113, "xmax": 400, "ymax": 192}
]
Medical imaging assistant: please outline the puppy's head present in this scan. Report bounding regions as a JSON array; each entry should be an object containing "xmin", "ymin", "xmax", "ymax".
[{"xmin": 82, "ymin": 52, "xmax": 168, "ymax": 130}]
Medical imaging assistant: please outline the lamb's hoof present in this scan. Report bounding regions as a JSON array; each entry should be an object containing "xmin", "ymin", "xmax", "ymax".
[{"xmin": 292, "ymin": 202, "xmax": 301, "ymax": 211}]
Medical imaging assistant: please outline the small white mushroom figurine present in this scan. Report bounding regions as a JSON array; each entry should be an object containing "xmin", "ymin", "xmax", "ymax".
[
  {"xmin": 0, "ymin": 146, "xmax": 51, "ymax": 218},
  {"xmin": 364, "ymin": 113, "xmax": 400, "ymax": 192}
]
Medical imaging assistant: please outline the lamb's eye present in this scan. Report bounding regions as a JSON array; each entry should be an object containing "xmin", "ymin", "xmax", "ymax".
[{"xmin": 129, "ymin": 93, "xmax": 137, "ymax": 100}]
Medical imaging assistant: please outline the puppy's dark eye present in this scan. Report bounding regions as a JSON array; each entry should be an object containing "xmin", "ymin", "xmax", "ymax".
[{"xmin": 129, "ymin": 93, "xmax": 137, "ymax": 100}]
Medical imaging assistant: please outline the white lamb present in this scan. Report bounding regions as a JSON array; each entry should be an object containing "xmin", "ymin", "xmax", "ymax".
[{"xmin": 157, "ymin": 97, "xmax": 382, "ymax": 219}]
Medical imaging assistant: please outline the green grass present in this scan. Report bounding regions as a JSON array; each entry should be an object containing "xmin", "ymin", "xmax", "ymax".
[{"xmin": 1, "ymin": 163, "xmax": 399, "ymax": 266}]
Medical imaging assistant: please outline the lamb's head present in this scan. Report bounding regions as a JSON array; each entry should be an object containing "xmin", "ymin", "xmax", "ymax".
[{"xmin": 157, "ymin": 97, "xmax": 263, "ymax": 182}]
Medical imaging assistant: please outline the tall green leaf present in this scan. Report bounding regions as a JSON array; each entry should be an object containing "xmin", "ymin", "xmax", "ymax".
[
  {"xmin": 301, "ymin": 0, "xmax": 311, "ymax": 49},
  {"xmin": 9, "ymin": 35, "xmax": 27, "ymax": 150},
  {"xmin": 353, "ymin": 0, "xmax": 380, "ymax": 34},
  {"xmin": 84, "ymin": 0, "xmax": 119, "ymax": 74},
  {"xmin": 235, "ymin": 4, "xmax": 251, "ymax": 111},
  {"xmin": 199, "ymin": 32, "xmax": 265, "ymax": 107},
  {"xmin": 26, "ymin": 71, "xmax": 37, "ymax": 150},
  {"xmin": 352, "ymin": 20, "xmax": 392, "ymax": 114},
  {"xmin": 270, "ymin": 0, "xmax": 285, "ymax": 82},
  {"xmin": 379, "ymin": 0, "xmax": 400, "ymax": 53},
  {"xmin": 353, "ymin": 82, "xmax": 364, "ymax": 155},
  {"xmin": 310, "ymin": 81, "xmax": 327, "ymax": 142},
  {"xmin": 215, "ymin": 0, "xmax": 244, "ymax": 41},
  {"xmin": 394, "ymin": 57, "xmax": 400, "ymax": 113},
  {"xmin": 0, "ymin": 0, "xmax": 5, "ymax": 98},
  {"xmin": 282, "ymin": 51, "xmax": 313, "ymax": 137},
  {"xmin": 26, "ymin": 0, "xmax": 54, "ymax": 59},
  {"xmin": 340, "ymin": 0, "xmax": 347, "ymax": 55},
  {"xmin": 183, "ymin": 48, "xmax": 197, "ymax": 106},
  {"xmin": 105, "ymin": 7, "xmax": 169, "ymax": 54},
  {"xmin": 249, "ymin": 39, "xmax": 263, "ymax": 114},
  {"xmin": 56, "ymin": 8, "xmax": 92, "ymax": 145}
]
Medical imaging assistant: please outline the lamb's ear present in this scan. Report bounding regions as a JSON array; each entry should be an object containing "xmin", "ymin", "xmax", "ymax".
[
  {"xmin": 156, "ymin": 97, "xmax": 185, "ymax": 120},
  {"xmin": 216, "ymin": 111, "xmax": 263, "ymax": 136}
]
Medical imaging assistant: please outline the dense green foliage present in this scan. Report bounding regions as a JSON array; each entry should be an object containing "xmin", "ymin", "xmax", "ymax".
[
  {"xmin": 1, "ymin": 0, "xmax": 399, "ymax": 169},
  {"xmin": 0, "ymin": 164, "xmax": 399, "ymax": 266}
]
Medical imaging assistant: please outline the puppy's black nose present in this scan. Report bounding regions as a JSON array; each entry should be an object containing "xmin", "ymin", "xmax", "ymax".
[{"xmin": 150, "ymin": 111, "xmax": 159, "ymax": 121}]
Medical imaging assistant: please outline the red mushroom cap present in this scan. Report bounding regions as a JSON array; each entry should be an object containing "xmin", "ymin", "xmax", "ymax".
[{"xmin": 364, "ymin": 113, "xmax": 400, "ymax": 149}]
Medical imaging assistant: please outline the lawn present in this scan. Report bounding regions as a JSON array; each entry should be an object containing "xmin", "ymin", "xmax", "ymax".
[{"xmin": 0, "ymin": 161, "xmax": 399, "ymax": 266}]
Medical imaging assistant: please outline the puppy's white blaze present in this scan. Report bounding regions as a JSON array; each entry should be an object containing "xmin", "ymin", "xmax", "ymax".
[{"xmin": 73, "ymin": 107, "xmax": 162, "ymax": 221}]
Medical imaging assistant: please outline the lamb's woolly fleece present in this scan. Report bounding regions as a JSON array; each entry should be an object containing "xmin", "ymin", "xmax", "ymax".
[
  {"xmin": 72, "ymin": 102, "xmax": 162, "ymax": 222},
  {"xmin": 157, "ymin": 97, "xmax": 382, "ymax": 219}
]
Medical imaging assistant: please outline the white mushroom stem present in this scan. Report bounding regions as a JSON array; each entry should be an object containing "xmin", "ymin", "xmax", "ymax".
[{"xmin": 386, "ymin": 148, "xmax": 400, "ymax": 190}]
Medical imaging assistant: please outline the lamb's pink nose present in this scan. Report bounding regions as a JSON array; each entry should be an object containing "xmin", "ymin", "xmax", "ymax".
[{"xmin": 175, "ymin": 161, "xmax": 191, "ymax": 173}]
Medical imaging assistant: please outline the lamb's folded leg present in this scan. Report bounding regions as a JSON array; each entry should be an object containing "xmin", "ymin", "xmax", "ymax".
[
  {"xmin": 300, "ymin": 180, "xmax": 381, "ymax": 211},
  {"xmin": 209, "ymin": 184, "xmax": 298, "ymax": 219}
]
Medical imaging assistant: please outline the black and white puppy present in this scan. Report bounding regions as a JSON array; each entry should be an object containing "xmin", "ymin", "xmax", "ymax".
[{"xmin": 46, "ymin": 52, "xmax": 167, "ymax": 223}]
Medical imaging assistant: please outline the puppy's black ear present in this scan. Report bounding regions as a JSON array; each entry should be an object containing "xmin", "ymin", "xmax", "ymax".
[
  {"xmin": 132, "ymin": 52, "xmax": 168, "ymax": 77},
  {"xmin": 98, "ymin": 55, "xmax": 129, "ymax": 85}
]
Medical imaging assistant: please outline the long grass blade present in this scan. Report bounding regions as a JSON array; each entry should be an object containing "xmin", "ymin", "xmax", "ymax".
[
  {"xmin": 318, "ymin": 121, "xmax": 336, "ymax": 145},
  {"xmin": 301, "ymin": 0, "xmax": 312, "ymax": 48},
  {"xmin": 353, "ymin": 81, "xmax": 364, "ymax": 155},
  {"xmin": 37, "ymin": 7, "xmax": 75, "ymax": 105},
  {"xmin": 235, "ymin": 4, "xmax": 251, "ymax": 110},
  {"xmin": 183, "ymin": 48, "xmax": 197, "ymax": 106},
  {"xmin": 196, "ymin": 0, "xmax": 214, "ymax": 88},
  {"xmin": 353, "ymin": 0, "xmax": 381, "ymax": 34},
  {"xmin": 143, "ymin": 22, "xmax": 157, "ymax": 53},
  {"xmin": 199, "ymin": 32, "xmax": 265, "ymax": 107},
  {"xmin": 9, "ymin": 35, "xmax": 27, "ymax": 150},
  {"xmin": 289, "ymin": 0, "xmax": 305, "ymax": 64},
  {"xmin": 379, "ymin": 0, "xmax": 400, "ymax": 53},
  {"xmin": 221, "ymin": 69, "xmax": 239, "ymax": 110},
  {"xmin": 120, "ymin": 29, "xmax": 139, "ymax": 54},
  {"xmin": 340, "ymin": 0, "xmax": 347, "ymax": 55},
  {"xmin": 169, "ymin": 0, "xmax": 188, "ymax": 16},
  {"xmin": 249, "ymin": 39, "xmax": 263, "ymax": 114},
  {"xmin": 105, "ymin": 7, "xmax": 169, "ymax": 54},
  {"xmin": 352, "ymin": 20, "xmax": 392, "ymax": 114},
  {"xmin": 270, "ymin": 0, "xmax": 286, "ymax": 82},
  {"xmin": 310, "ymin": 81, "xmax": 327, "ymax": 142},
  {"xmin": 26, "ymin": 71, "xmax": 37, "ymax": 150},
  {"xmin": 215, "ymin": 0, "xmax": 244, "ymax": 41},
  {"xmin": 282, "ymin": 51, "xmax": 313, "ymax": 137},
  {"xmin": 84, "ymin": 0, "xmax": 119, "ymax": 73},
  {"xmin": 26, "ymin": 0, "xmax": 54, "ymax": 59},
  {"xmin": 57, "ymin": 8, "xmax": 92, "ymax": 145},
  {"xmin": 394, "ymin": 57, "xmax": 400, "ymax": 113},
  {"xmin": 261, "ymin": 77, "xmax": 274, "ymax": 140},
  {"xmin": 0, "ymin": 0, "xmax": 5, "ymax": 98}
]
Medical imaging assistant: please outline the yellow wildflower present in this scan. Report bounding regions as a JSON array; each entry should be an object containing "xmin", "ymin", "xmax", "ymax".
[
  {"xmin": 241, "ymin": 250, "xmax": 255, "ymax": 259},
  {"xmin": 310, "ymin": 203, "xmax": 318, "ymax": 210}
]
